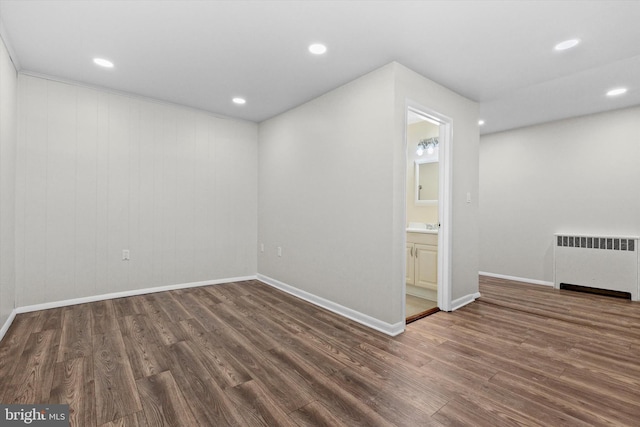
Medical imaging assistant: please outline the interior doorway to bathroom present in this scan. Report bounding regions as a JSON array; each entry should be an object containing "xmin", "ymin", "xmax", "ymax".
[{"xmin": 404, "ymin": 105, "xmax": 451, "ymax": 323}]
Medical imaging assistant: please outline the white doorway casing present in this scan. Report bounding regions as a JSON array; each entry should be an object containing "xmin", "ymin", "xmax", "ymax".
[{"xmin": 404, "ymin": 102, "xmax": 453, "ymax": 316}]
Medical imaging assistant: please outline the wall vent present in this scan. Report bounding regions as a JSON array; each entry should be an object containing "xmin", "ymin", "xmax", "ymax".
[{"xmin": 553, "ymin": 234, "xmax": 639, "ymax": 301}]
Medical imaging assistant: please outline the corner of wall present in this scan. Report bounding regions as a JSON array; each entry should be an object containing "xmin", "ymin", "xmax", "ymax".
[
  {"xmin": 0, "ymin": 308, "xmax": 16, "ymax": 343},
  {"xmin": 0, "ymin": 18, "xmax": 20, "ymax": 71},
  {"xmin": 392, "ymin": 62, "xmax": 480, "ymax": 309},
  {"xmin": 0, "ymin": 30, "xmax": 18, "ymax": 338}
]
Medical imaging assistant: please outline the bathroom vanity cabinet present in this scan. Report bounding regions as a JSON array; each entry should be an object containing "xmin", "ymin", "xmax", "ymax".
[{"xmin": 406, "ymin": 232, "xmax": 438, "ymax": 291}]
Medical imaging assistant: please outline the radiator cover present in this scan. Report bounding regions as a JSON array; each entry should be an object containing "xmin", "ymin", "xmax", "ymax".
[{"xmin": 553, "ymin": 234, "xmax": 639, "ymax": 301}]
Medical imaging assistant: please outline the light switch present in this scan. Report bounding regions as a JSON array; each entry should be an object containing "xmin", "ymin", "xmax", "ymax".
[{"xmin": 466, "ymin": 192, "xmax": 471, "ymax": 203}]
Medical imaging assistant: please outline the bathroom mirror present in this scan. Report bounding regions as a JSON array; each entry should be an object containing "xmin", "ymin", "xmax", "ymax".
[{"xmin": 415, "ymin": 159, "xmax": 438, "ymax": 205}]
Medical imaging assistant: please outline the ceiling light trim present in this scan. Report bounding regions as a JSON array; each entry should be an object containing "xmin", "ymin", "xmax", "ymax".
[
  {"xmin": 554, "ymin": 38, "xmax": 580, "ymax": 51},
  {"xmin": 606, "ymin": 87, "xmax": 628, "ymax": 97},
  {"xmin": 93, "ymin": 57, "xmax": 114, "ymax": 68},
  {"xmin": 308, "ymin": 43, "xmax": 327, "ymax": 55}
]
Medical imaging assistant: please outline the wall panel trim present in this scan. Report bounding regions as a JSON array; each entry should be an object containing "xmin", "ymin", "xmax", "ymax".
[
  {"xmin": 257, "ymin": 273, "xmax": 405, "ymax": 337},
  {"xmin": 0, "ymin": 308, "xmax": 17, "ymax": 343},
  {"xmin": 13, "ymin": 275, "xmax": 257, "ymax": 315},
  {"xmin": 450, "ymin": 291, "xmax": 482, "ymax": 311},
  {"xmin": 479, "ymin": 271, "xmax": 554, "ymax": 287}
]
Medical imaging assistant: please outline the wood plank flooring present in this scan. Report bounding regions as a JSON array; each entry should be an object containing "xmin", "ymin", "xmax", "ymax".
[{"xmin": 1, "ymin": 276, "xmax": 640, "ymax": 426}]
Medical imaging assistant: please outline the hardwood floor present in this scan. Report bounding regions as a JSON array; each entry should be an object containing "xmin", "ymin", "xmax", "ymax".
[{"xmin": 1, "ymin": 276, "xmax": 640, "ymax": 426}]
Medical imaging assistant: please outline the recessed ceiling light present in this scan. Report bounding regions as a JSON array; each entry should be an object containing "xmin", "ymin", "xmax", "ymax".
[
  {"xmin": 232, "ymin": 97, "xmax": 246, "ymax": 105},
  {"xmin": 478, "ymin": 120, "xmax": 485, "ymax": 126},
  {"xmin": 554, "ymin": 39, "xmax": 580, "ymax": 51},
  {"xmin": 93, "ymin": 57, "xmax": 114, "ymax": 68},
  {"xmin": 308, "ymin": 43, "xmax": 327, "ymax": 55},
  {"xmin": 606, "ymin": 88, "xmax": 628, "ymax": 97}
]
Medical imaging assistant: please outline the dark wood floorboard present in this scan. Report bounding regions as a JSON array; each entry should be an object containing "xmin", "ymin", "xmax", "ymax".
[
  {"xmin": 1, "ymin": 276, "xmax": 640, "ymax": 426},
  {"xmin": 93, "ymin": 328, "xmax": 142, "ymax": 425},
  {"xmin": 2, "ymin": 328, "xmax": 61, "ymax": 404},
  {"xmin": 136, "ymin": 371, "xmax": 198, "ymax": 427},
  {"xmin": 49, "ymin": 355, "xmax": 96, "ymax": 427}
]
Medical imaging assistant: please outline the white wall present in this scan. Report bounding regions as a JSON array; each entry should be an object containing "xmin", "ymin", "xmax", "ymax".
[
  {"xmin": 479, "ymin": 106, "xmax": 640, "ymax": 283},
  {"xmin": 0, "ymin": 35, "xmax": 17, "ymax": 329},
  {"xmin": 258, "ymin": 64, "xmax": 397, "ymax": 325},
  {"xmin": 258, "ymin": 62, "xmax": 479, "ymax": 330},
  {"xmin": 15, "ymin": 75, "xmax": 258, "ymax": 307},
  {"xmin": 6, "ymin": 59, "xmax": 478, "ymax": 334},
  {"xmin": 393, "ymin": 63, "xmax": 480, "ymax": 304}
]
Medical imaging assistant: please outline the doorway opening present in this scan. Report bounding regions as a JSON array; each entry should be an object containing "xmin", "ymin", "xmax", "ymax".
[{"xmin": 404, "ymin": 104, "xmax": 452, "ymax": 324}]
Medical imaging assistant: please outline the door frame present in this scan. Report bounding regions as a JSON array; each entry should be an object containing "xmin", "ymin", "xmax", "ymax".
[{"xmin": 404, "ymin": 101, "xmax": 453, "ymax": 316}]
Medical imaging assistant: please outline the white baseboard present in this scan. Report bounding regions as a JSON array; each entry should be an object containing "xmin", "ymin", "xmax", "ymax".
[
  {"xmin": 5, "ymin": 273, "xmax": 407, "ymax": 342},
  {"xmin": 0, "ymin": 309, "xmax": 17, "ymax": 343},
  {"xmin": 479, "ymin": 271, "xmax": 554, "ymax": 287},
  {"xmin": 14, "ymin": 275, "xmax": 257, "ymax": 315},
  {"xmin": 450, "ymin": 292, "xmax": 481, "ymax": 311},
  {"xmin": 257, "ymin": 274, "xmax": 405, "ymax": 337},
  {"xmin": 1, "ymin": 275, "xmax": 256, "ymax": 344}
]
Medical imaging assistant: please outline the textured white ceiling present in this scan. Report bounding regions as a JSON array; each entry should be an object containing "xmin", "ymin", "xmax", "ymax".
[{"xmin": 1, "ymin": 0, "xmax": 638, "ymax": 134}]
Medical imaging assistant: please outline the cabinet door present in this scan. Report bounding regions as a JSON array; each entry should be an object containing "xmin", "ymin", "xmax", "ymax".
[
  {"xmin": 406, "ymin": 244, "xmax": 415, "ymax": 286},
  {"xmin": 415, "ymin": 244, "xmax": 437, "ymax": 290}
]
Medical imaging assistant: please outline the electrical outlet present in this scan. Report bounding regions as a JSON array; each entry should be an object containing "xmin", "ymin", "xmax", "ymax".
[{"xmin": 122, "ymin": 249, "xmax": 130, "ymax": 261}]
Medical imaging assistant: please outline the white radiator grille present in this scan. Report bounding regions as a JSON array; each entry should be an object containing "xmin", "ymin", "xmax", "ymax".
[
  {"xmin": 554, "ymin": 234, "xmax": 639, "ymax": 301},
  {"xmin": 556, "ymin": 235, "xmax": 635, "ymax": 251}
]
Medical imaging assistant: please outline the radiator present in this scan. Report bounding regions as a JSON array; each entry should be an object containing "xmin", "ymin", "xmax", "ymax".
[{"xmin": 553, "ymin": 234, "xmax": 639, "ymax": 301}]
